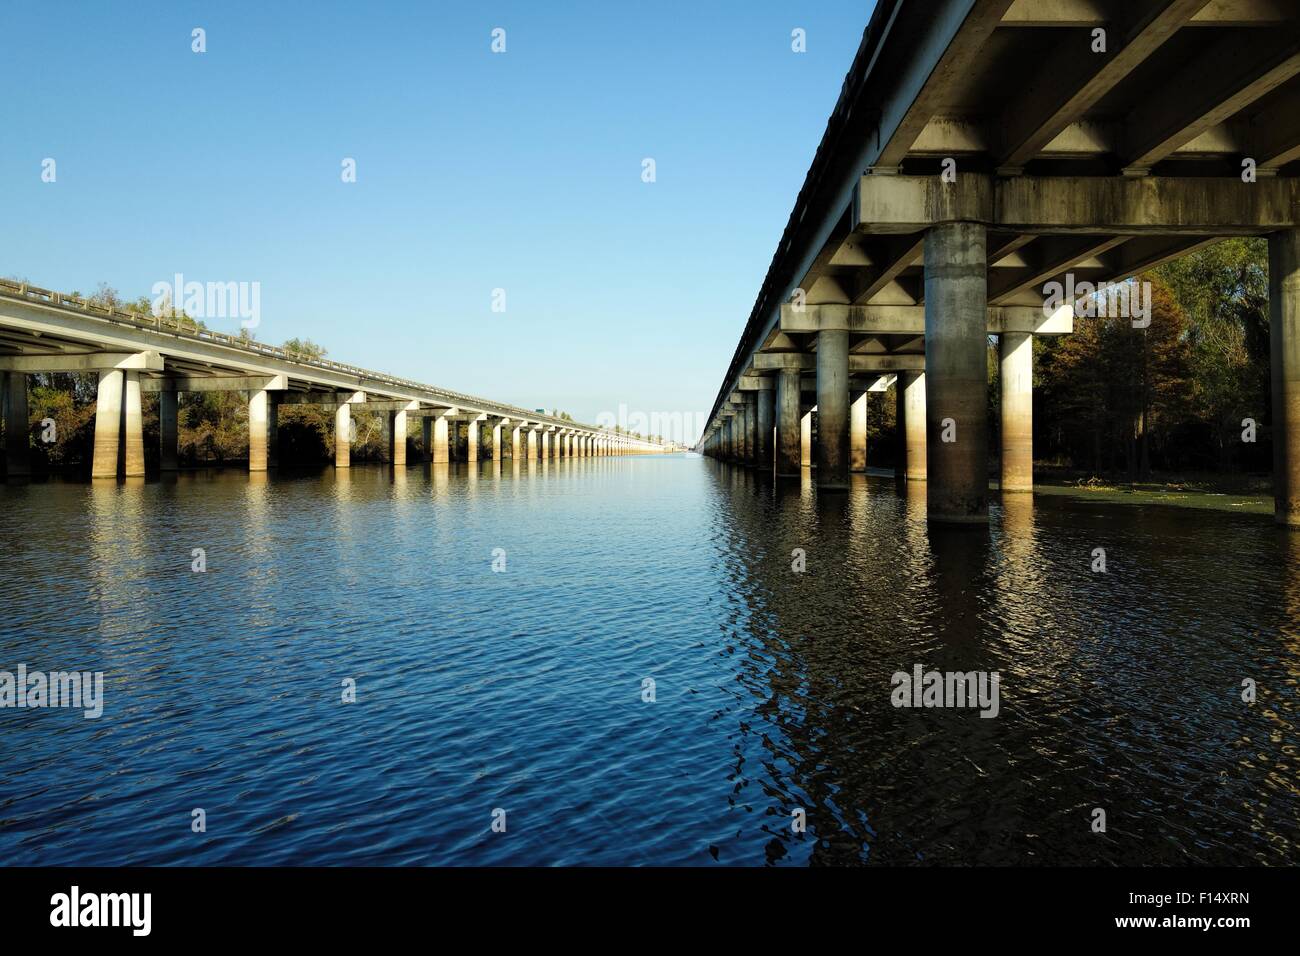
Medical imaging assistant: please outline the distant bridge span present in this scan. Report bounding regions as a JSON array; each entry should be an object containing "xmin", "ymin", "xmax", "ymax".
[
  {"xmin": 700, "ymin": 0, "xmax": 1300, "ymax": 524},
  {"xmin": 0, "ymin": 279, "xmax": 663, "ymax": 477}
]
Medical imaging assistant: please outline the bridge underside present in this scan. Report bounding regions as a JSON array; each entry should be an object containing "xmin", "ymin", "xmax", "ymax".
[{"xmin": 702, "ymin": 0, "xmax": 1300, "ymax": 525}]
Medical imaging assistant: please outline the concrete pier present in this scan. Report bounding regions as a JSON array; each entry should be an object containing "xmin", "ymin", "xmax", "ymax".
[
  {"xmin": 432, "ymin": 416, "xmax": 450, "ymax": 464},
  {"xmin": 756, "ymin": 386, "xmax": 774, "ymax": 473},
  {"xmin": 4, "ymin": 371, "xmax": 30, "ymax": 477},
  {"xmin": 513, "ymin": 425, "xmax": 523, "ymax": 460},
  {"xmin": 123, "ymin": 371, "xmax": 145, "ymax": 478},
  {"xmin": 900, "ymin": 370, "xmax": 926, "ymax": 482},
  {"xmin": 393, "ymin": 409, "xmax": 408, "ymax": 466},
  {"xmin": 159, "ymin": 388, "xmax": 178, "ymax": 472},
  {"xmin": 335, "ymin": 402, "xmax": 352, "ymax": 468},
  {"xmin": 815, "ymin": 329, "xmax": 850, "ymax": 489},
  {"xmin": 467, "ymin": 419, "xmax": 479, "ymax": 463},
  {"xmin": 800, "ymin": 411, "xmax": 812, "ymax": 468},
  {"xmin": 850, "ymin": 391, "xmax": 868, "ymax": 473},
  {"xmin": 92, "ymin": 369, "xmax": 123, "ymax": 479},
  {"xmin": 776, "ymin": 367, "xmax": 801, "ymax": 477},
  {"xmin": 1000, "ymin": 331, "xmax": 1033, "ymax": 493},
  {"xmin": 493, "ymin": 421, "xmax": 504, "ymax": 461},
  {"xmin": 1272, "ymin": 228, "xmax": 1300, "ymax": 525},
  {"xmin": 925, "ymin": 221, "xmax": 988, "ymax": 523},
  {"xmin": 249, "ymin": 388, "xmax": 271, "ymax": 472}
]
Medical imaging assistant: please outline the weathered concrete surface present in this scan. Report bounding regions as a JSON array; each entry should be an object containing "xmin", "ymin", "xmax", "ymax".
[
  {"xmin": 776, "ymin": 367, "xmax": 801, "ymax": 476},
  {"xmin": 900, "ymin": 370, "xmax": 927, "ymax": 482},
  {"xmin": 123, "ymin": 371, "xmax": 145, "ymax": 478},
  {"xmin": 1000, "ymin": 331, "xmax": 1033, "ymax": 493},
  {"xmin": 249, "ymin": 388, "xmax": 271, "ymax": 472},
  {"xmin": 925, "ymin": 221, "xmax": 988, "ymax": 523},
  {"xmin": 4, "ymin": 372, "xmax": 30, "ymax": 477},
  {"xmin": 1272, "ymin": 228, "xmax": 1300, "ymax": 525},
  {"xmin": 393, "ymin": 409, "xmax": 408, "ymax": 466},
  {"xmin": 92, "ymin": 371, "xmax": 123, "ymax": 479},
  {"xmin": 816, "ymin": 329, "xmax": 850, "ymax": 489},
  {"xmin": 335, "ymin": 402, "xmax": 352, "ymax": 468},
  {"xmin": 850, "ymin": 391, "xmax": 868, "ymax": 473},
  {"xmin": 755, "ymin": 386, "xmax": 774, "ymax": 472},
  {"xmin": 159, "ymin": 388, "xmax": 178, "ymax": 472}
]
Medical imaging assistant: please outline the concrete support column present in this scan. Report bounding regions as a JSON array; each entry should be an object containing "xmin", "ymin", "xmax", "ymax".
[
  {"xmin": 335, "ymin": 402, "xmax": 352, "ymax": 468},
  {"xmin": 393, "ymin": 409, "xmax": 408, "ymax": 466},
  {"xmin": 776, "ymin": 367, "xmax": 801, "ymax": 477},
  {"xmin": 123, "ymin": 371, "xmax": 145, "ymax": 478},
  {"xmin": 433, "ymin": 417, "xmax": 450, "ymax": 463},
  {"xmin": 528, "ymin": 428, "xmax": 539, "ymax": 459},
  {"xmin": 159, "ymin": 388, "xmax": 179, "ymax": 472},
  {"xmin": 755, "ymin": 386, "xmax": 774, "ymax": 472},
  {"xmin": 1271, "ymin": 228, "xmax": 1300, "ymax": 525},
  {"xmin": 512, "ymin": 426, "xmax": 522, "ymax": 460},
  {"xmin": 492, "ymin": 422, "xmax": 503, "ymax": 461},
  {"xmin": 422, "ymin": 418, "xmax": 433, "ymax": 462},
  {"xmin": 925, "ymin": 221, "xmax": 988, "ymax": 521},
  {"xmin": 1000, "ymin": 331, "xmax": 1033, "ymax": 493},
  {"xmin": 249, "ymin": 388, "xmax": 271, "ymax": 472},
  {"xmin": 900, "ymin": 371, "xmax": 927, "ymax": 481},
  {"xmin": 543, "ymin": 431, "xmax": 551, "ymax": 459},
  {"xmin": 850, "ymin": 391, "xmax": 868, "ymax": 473},
  {"xmin": 467, "ymin": 420, "xmax": 479, "ymax": 463},
  {"xmin": 800, "ymin": 411, "xmax": 812, "ymax": 468},
  {"xmin": 815, "ymin": 329, "xmax": 850, "ymax": 490},
  {"xmin": 4, "ymin": 372, "xmax": 30, "ymax": 477},
  {"xmin": 92, "ymin": 368, "xmax": 124, "ymax": 479},
  {"xmin": 742, "ymin": 396, "xmax": 758, "ymax": 466}
]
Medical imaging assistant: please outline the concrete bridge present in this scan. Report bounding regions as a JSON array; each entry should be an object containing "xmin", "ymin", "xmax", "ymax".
[
  {"xmin": 699, "ymin": 0, "xmax": 1300, "ymax": 524},
  {"xmin": 0, "ymin": 279, "xmax": 664, "ymax": 478}
]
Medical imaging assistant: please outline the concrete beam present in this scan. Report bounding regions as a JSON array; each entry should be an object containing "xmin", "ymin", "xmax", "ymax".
[
  {"xmin": 142, "ymin": 374, "xmax": 288, "ymax": 393},
  {"xmin": 854, "ymin": 174, "xmax": 1300, "ymax": 235},
  {"xmin": 0, "ymin": 351, "xmax": 164, "ymax": 372},
  {"xmin": 779, "ymin": 303, "xmax": 1072, "ymax": 334}
]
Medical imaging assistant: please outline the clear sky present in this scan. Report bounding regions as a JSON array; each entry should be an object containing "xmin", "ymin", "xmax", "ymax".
[{"xmin": 0, "ymin": 1, "xmax": 873, "ymax": 441}]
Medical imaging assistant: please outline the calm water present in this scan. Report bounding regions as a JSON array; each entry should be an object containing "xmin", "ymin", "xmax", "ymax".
[{"xmin": 1, "ymin": 456, "xmax": 1297, "ymax": 866}]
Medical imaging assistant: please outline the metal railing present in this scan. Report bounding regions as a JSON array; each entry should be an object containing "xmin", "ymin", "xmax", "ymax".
[{"xmin": 0, "ymin": 277, "xmax": 663, "ymax": 444}]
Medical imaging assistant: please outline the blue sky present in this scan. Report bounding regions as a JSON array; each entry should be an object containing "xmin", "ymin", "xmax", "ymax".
[{"xmin": 0, "ymin": 1, "xmax": 872, "ymax": 439}]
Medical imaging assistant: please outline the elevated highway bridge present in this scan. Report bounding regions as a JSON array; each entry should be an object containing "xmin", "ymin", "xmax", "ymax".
[{"xmin": 699, "ymin": 0, "xmax": 1300, "ymax": 524}]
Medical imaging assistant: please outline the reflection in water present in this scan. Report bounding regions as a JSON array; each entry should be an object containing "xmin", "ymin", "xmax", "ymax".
[{"xmin": 0, "ymin": 457, "xmax": 1296, "ymax": 865}]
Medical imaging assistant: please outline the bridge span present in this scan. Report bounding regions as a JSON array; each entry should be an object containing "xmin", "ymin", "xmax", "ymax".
[
  {"xmin": 699, "ymin": 0, "xmax": 1300, "ymax": 524},
  {"xmin": 0, "ymin": 278, "xmax": 664, "ymax": 478}
]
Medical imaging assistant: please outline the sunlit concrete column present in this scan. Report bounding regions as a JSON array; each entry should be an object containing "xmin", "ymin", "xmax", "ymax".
[
  {"xmin": 815, "ymin": 329, "xmax": 850, "ymax": 490},
  {"xmin": 899, "ymin": 370, "xmax": 927, "ymax": 481},
  {"xmin": 1000, "ymin": 331, "xmax": 1033, "ymax": 493},
  {"xmin": 492, "ymin": 420, "xmax": 504, "ymax": 461},
  {"xmin": 159, "ymin": 387, "xmax": 179, "ymax": 472},
  {"xmin": 4, "ymin": 372, "xmax": 30, "ymax": 477},
  {"xmin": 755, "ymin": 384, "xmax": 774, "ymax": 473},
  {"xmin": 422, "ymin": 417, "xmax": 433, "ymax": 462},
  {"xmin": 850, "ymin": 391, "xmax": 868, "ymax": 473},
  {"xmin": 123, "ymin": 371, "xmax": 145, "ymax": 478},
  {"xmin": 800, "ymin": 411, "xmax": 812, "ymax": 468},
  {"xmin": 467, "ymin": 419, "xmax": 479, "ymax": 463},
  {"xmin": 92, "ymin": 368, "xmax": 124, "ymax": 479},
  {"xmin": 249, "ymin": 388, "xmax": 271, "ymax": 472},
  {"xmin": 335, "ymin": 402, "xmax": 352, "ymax": 468},
  {"xmin": 542, "ymin": 430, "xmax": 551, "ymax": 459},
  {"xmin": 433, "ymin": 416, "xmax": 450, "ymax": 463},
  {"xmin": 512, "ymin": 425, "xmax": 522, "ymax": 460},
  {"xmin": 1271, "ymin": 228, "xmax": 1300, "ymax": 525},
  {"xmin": 925, "ymin": 220, "xmax": 988, "ymax": 522},
  {"xmin": 528, "ymin": 427, "xmax": 539, "ymax": 459},
  {"xmin": 776, "ymin": 367, "xmax": 801, "ymax": 477},
  {"xmin": 392, "ymin": 409, "xmax": 408, "ymax": 466}
]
